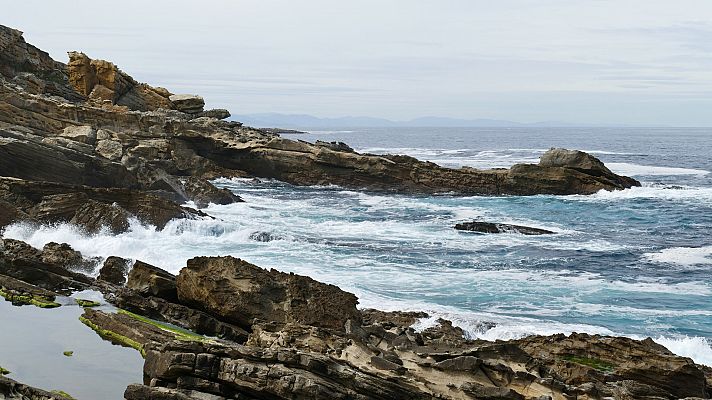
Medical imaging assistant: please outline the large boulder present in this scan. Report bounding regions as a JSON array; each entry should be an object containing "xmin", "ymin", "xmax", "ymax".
[
  {"xmin": 0, "ymin": 238, "xmax": 92, "ymax": 292},
  {"xmin": 180, "ymin": 177, "xmax": 243, "ymax": 208},
  {"xmin": 169, "ymin": 94, "xmax": 204, "ymax": 114},
  {"xmin": 67, "ymin": 51, "xmax": 174, "ymax": 111},
  {"xmin": 98, "ymin": 256, "xmax": 131, "ymax": 286},
  {"xmin": 176, "ymin": 256, "xmax": 361, "ymax": 331},
  {"xmin": 60, "ymin": 125, "xmax": 96, "ymax": 145},
  {"xmin": 126, "ymin": 260, "xmax": 178, "ymax": 302}
]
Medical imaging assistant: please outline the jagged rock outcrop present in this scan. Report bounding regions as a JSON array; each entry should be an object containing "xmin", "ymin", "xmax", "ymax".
[
  {"xmin": 0, "ymin": 24, "xmax": 638, "ymax": 214},
  {"xmin": 176, "ymin": 256, "xmax": 362, "ymax": 331},
  {"xmin": 455, "ymin": 221, "xmax": 555, "ymax": 235},
  {"xmin": 126, "ymin": 260, "xmax": 178, "ymax": 302},
  {"xmin": 67, "ymin": 51, "xmax": 175, "ymax": 111},
  {"xmin": 98, "ymin": 256, "xmax": 131, "ymax": 286},
  {"xmin": 0, "ymin": 238, "xmax": 92, "ymax": 293},
  {"xmin": 110, "ymin": 256, "xmax": 710, "ymax": 399},
  {"xmin": 1, "ymin": 239, "xmax": 709, "ymax": 400},
  {"xmin": 0, "ymin": 177, "xmax": 204, "ymax": 232},
  {"xmin": 0, "ymin": 375, "xmax": 73, "ymax": 400},
  {"xmin": 179, "ymin": 176, "xmax": 243, "ymax": 208},
  {"xmin": 169, "ymin": 94, "xmax": 204, "ymax": 114}
]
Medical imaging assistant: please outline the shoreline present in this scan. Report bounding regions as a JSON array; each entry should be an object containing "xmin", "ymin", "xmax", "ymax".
[{"xmin": 1, "ymin": 23, "xmax": 711, "ymax": 399}]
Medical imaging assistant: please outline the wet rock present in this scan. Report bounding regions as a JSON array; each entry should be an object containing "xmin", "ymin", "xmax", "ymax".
[
  {"xmin": 0, "ymin": 375, "xmax": 71, "ymax": 400},
  {"xmin": 79, "ymin": 308, "xmax": 175, "ymax": 355},
  {"xmin": 314, "ymin": 140, "xmax": 355, "ymax": 153},
  {"xmin": 455, "ymin": 221, "xmax": 555, "ymax": 235},
  {"xmin": 126, "ymin": 260, "xmax": 178, "ymax": 302},
  {"xmin": 180, "ymin": 177, "xmax": 242, "ymax": 208},
  {"xmin": 40, "ymin": 242, "xmax": 84, "ymax": 268},
  {"xmin": 0, "ymin": 177, "xmax": 203, "ymax": 232},
  {"xmin": 0, "ymin": 274, "xmax": 61, "ymax": 308},
  {"xmin": 0, "ymin": 238, "xmax": 92, "ymax": 293},
  {"xmin": 169, "ymin": 94, "xmax": 204, "ymax": 114},
  {"xmin": 115, "ymin": 289, "xmax": 249, "ymax": 343},
  {"xmin": 176, "ymin": 256, "xmax": 361, "ymax": 331},
  {"xmin": 69, "ymin": 200, "xmax": 131, "ymax": 234},
  {"xmin": 0, "ymin": 199, "xmax": 26, "ymax": 229},
  {"xmin": 98, "ymin": 256, "xmax": 131, "ymax": 286},
  {"xmin": 248, "ymin": 231, "xmax": 280, "ymax": 242}
]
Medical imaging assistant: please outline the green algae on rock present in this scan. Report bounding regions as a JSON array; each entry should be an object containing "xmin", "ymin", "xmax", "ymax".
[
  {"xmin": 75, "ymin": 299, "xmax": 100, "ymax": 308},
  {"xmin": 0, "ymin": 287, "xmax": 61, "ymax": 309},
  {"xmin": 78, "ymin": 315, "xmax": 146, "ymax": 357}
]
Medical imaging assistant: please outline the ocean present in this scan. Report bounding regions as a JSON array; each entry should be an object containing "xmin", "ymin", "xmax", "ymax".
[{"xmin": 5, "ymin": 126, "xmax": 712, "ymax": 366}]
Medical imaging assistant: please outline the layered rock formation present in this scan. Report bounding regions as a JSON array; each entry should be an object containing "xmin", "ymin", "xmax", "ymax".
[
  {"xmin": 1, "ymin": 236, "xmax": 711, "ymax": 399},
  {"xmin": 0, "ymin": 24, "xmax": 677, "ymax": 400},
  {"xmin": 0, "ymin": 24, "xmax": 639, "ymax": 240}
]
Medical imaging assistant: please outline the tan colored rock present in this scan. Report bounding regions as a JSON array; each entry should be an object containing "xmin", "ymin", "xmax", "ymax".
[
  {"xmin": 66, "ymin": 51, "xmax": 173, "ymax": 112},
  {"xmin": 61, "ymin": 125, "xmax": 96, "ymax": 144},
  {"xmin": 95, "ymin": 139, "xmax": 123, "ymax": 161},
  {"xmin": 177, "ymin": 256, "xmax": 361, "ymax": 331},
  {"xmin": 169, "ymin": 94, "xmax": 204, "ymax": 114}
]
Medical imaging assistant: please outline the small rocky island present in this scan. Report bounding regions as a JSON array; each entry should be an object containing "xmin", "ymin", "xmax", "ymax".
[{"xmin": 2, "ymin": 24, "xmax": 709, "ymax": 400}]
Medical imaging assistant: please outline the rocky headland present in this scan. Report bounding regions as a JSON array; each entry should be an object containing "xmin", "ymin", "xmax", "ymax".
[{"xmin": 1, "ymin": 24, "xmax": 706, "ymax": 400}]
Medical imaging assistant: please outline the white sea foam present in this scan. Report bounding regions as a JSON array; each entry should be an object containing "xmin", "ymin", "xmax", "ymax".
[
  {"xmin": 653, "ymin": 336, "xmax": 712, "ymax": 366},
  {"xmin": 568, "ymin": 184, "xmax": 712, "ymax": 204},
  {"xmin": 363, "ymin": 293, "xmax": 712, "ymax": 366},
  {"xmin": 644, "ymin": 246, "xmax": 712, "ymax": 266},
  {"xmin": 607, "ymin": 162, "xmax": 710, "ymax": 176},
  {"xmin": 4, "ymin": 175, "xmax": 711, "ymax": 366}
]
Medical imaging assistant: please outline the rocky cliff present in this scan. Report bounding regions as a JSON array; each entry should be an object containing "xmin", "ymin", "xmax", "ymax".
[{"xmin": 0, "ymin": 25, "xmax": 638, "ymax": 232}]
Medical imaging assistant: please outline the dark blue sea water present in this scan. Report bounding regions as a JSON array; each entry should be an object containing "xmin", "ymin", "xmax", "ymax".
[{"xmin": 7, "ymin": 127, "xmax": 712, "ymax": 365}]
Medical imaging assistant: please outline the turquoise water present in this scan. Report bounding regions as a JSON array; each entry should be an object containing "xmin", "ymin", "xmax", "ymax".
[{"xmin": 6, "ymin": 127, "xmax": 712, "ymax": 365}]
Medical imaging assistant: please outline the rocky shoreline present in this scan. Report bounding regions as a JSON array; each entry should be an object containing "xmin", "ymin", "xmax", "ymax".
[{"xmin": 1, "ymin": 24, "xmax": 709, "ymax": 399}]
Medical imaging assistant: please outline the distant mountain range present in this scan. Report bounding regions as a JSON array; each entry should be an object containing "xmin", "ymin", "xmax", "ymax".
[{"xmin": 231, "ymin": 113, "xmax": 606, "ymax": 128}]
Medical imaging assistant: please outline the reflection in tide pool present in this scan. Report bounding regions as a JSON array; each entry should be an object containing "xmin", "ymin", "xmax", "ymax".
[{"xmin": 0, "ymin": 295, "xmax": 143, "ymax": 400}]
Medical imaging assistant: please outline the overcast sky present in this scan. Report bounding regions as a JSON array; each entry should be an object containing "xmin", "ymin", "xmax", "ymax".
[{"xmin": 5, "ymin": 0, "xmax": 712, "ymax": 125}]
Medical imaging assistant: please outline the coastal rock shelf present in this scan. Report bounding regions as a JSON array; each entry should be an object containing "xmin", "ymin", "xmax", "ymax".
[
  {"xmin": 1, "ymin": 238, "xmax": 710, "ymax": 399},
  {"xmin": 1, "ymin": 23, "xmax": 696, "ymax": 400}
]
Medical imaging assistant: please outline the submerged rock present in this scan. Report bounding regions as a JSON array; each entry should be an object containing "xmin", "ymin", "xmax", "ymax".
[{"xmin": 455, "ymin": 221, "xmax": 555, "ymax": 235}]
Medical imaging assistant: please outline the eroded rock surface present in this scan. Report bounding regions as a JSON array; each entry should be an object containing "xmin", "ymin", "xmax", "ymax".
[{"xmin": 176, "ymin": 256, "xmax": 361, "ymax": 331}]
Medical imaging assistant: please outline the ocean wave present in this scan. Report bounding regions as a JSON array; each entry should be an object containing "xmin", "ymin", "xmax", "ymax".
[
  {"xmin": 607, "ymin": 162, "xmax": 710, "ymax": 176},
  {"xmin": 360, "ymin": 293, "xmax": 712, "ymax": 366},
  {"xmin": 567, "ymin": 184, "xmax": 712, "ymax": 203},
  {"xmin": 643, "ymin": 246, "xmax": 712, "ymax": 266}
]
